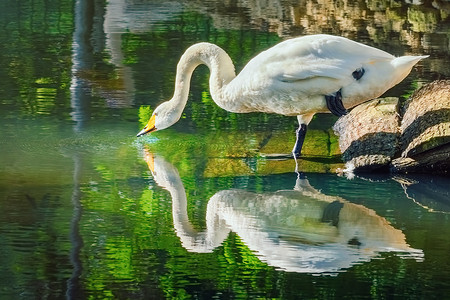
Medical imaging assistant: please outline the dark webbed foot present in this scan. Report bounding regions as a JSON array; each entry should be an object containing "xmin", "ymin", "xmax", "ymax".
[
  {"xmin": 325, "ymin": 89, "xmax": 348, "ymax": 117},
  {"xmin": 292, "ymin": 123, "xmax": 307, "ymax": 158}
]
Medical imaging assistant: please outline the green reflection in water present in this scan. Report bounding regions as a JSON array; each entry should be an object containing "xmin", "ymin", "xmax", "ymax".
[{"xmin": 0, "ymin": 0, "xmax": 73, "ymax": 119}]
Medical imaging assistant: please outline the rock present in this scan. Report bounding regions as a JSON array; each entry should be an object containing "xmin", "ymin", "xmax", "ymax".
[
  {"xmin": 391, "ymin": 80, "xmax": 450, "ymax": 175},
  {"xmin": 333, "ymin": 97, "xmax": 400, "ymax": 172},
  {"xmin": 391, "ymin": 143, "xmax": 450, "ymax": 174},
  {"xmin": 399, "ymin": 80, "xmax": 450, "ymax": 157},
  {"xmin": 333, "ymin": 80, "xmax": 450, "ymax": 175}
]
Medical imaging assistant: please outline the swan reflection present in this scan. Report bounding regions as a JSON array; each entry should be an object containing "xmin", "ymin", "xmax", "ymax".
[{"xmin": 144, "ymin": 151, "xmax": 423, "ymax": 274}]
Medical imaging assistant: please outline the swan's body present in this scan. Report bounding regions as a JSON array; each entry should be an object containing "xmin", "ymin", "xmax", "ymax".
[{"xmin": 137, "ymin": 34, "xmax": 427, "ymax": 156}]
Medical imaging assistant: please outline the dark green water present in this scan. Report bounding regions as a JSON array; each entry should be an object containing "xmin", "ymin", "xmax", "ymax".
[{"xmin": 1, "ymin": 0, "xmax": 449, "ymax": 299}]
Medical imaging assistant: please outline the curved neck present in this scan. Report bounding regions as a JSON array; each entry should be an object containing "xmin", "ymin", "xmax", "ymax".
[{"xmin": 172, "ymin": 43, "xmax": 237, "ymax": 110}]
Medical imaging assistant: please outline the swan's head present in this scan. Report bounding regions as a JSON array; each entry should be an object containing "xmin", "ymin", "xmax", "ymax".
[{"xmin": 137, "ymin": 101, "xmax": 182, "ymax": 137}]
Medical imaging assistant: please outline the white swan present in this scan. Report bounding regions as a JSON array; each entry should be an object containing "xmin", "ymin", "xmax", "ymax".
[{"xmin": 137, "ymin": 34, "xmax": 427, "ymax": 157}]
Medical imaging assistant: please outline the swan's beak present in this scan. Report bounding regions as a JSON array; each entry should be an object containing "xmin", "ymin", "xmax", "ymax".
[{"xmin": 137, "ymin": 115, "xmax": 157, "ymax": 137}]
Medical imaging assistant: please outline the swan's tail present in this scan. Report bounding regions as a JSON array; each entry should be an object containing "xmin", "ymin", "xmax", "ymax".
[
  {"xmin": 392, "ymin": 55, "xmax": 429, "ymax": 69},
  {"xmin": 390, "ymin": 55, "xmax": 428, "ymax": 86}
]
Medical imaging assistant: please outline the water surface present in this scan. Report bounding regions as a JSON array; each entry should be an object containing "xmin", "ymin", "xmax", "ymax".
[{"xmin": 1, "ymin": 0, "xmax": 449, "ymax": 298}]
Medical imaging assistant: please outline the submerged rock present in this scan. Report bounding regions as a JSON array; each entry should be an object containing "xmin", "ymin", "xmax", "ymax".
[{"xmin": 334, "ymin": 80, "xmax": 450, "ymax": 175}]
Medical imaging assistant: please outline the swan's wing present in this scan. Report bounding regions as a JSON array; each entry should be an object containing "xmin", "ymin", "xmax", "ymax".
[
  {"xmin": 248, "ymin": 35, "xmax": 394, "ymax": 93},
  {"xmin": 277, "ymin": 35, "xmax": 393, "ymax": 79}
]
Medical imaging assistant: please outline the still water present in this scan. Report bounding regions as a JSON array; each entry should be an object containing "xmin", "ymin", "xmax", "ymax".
[{"xmin": 1, "ymin": 0, "xmax": 449, "ymax": 298}]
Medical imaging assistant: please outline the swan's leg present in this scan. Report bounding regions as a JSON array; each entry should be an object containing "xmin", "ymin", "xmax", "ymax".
[
  {"xmin": 325, "ymin": 89, "xmax": 348, "ymax": 117},
  {"xmin": 293, "ymin": 124, "xmax": 307, "ymax": 158},
  {"xmin": 292, "ymin": 114, "xmax": 314, "ymax": 158}
]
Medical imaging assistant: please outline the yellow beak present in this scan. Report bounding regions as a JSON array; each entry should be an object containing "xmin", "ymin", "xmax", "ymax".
[{"xmin": 137, "ymin": 114, "xmax": 157, "ymax": 137}]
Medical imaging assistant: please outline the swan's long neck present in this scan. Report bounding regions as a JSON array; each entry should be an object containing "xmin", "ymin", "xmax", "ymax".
[{"xmin": 172, "ymin": 43, "xmax": 237, "ymax": 111}]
